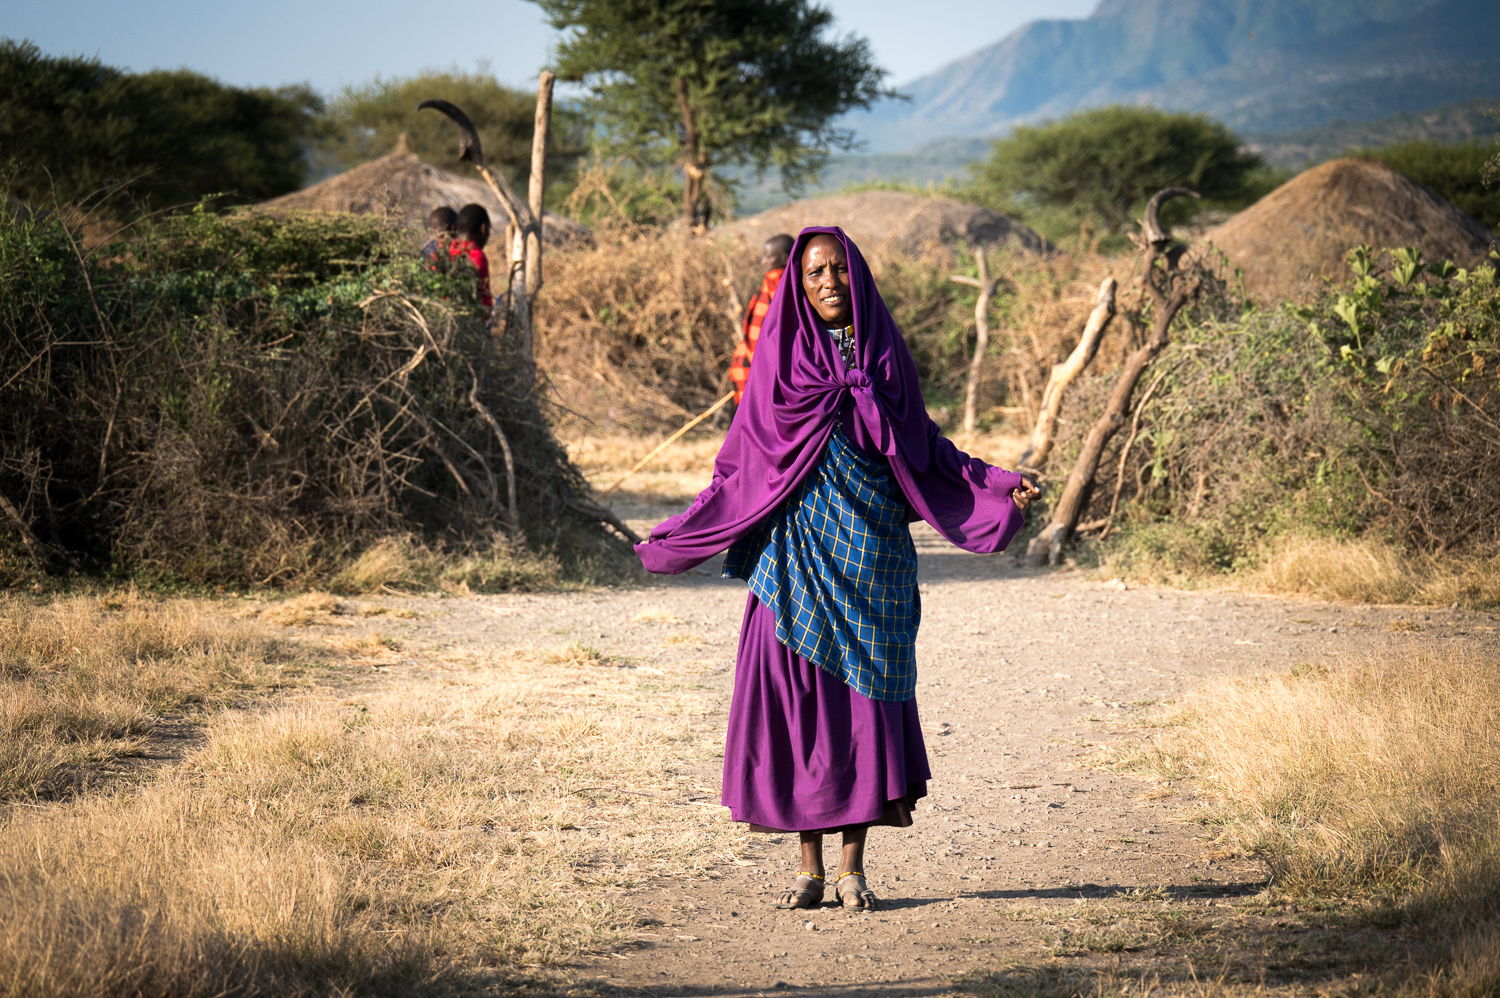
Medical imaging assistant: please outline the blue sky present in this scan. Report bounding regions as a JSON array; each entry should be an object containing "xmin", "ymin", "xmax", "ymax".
[{"xmin": 5, "ymin": 1, "xmax": 1097, "ymax": 93}]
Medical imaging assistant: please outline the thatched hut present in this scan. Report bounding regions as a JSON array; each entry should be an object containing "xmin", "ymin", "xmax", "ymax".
[
  {"xmin": 1206, "ymin": 158, "xmax": 1495, "ymax": 303},
  {"xmin": 724, "ymin": 190, "xmax": 1048, "ymax": 260},
  {"xmin": 259, "ymin": 135, "xmax": 592, "ymax": 248}
]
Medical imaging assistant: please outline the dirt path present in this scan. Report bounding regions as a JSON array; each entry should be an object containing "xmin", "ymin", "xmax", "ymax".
[{"xmin": 377, "ymin": 522, "xmax": 1496, "ymax": 996}]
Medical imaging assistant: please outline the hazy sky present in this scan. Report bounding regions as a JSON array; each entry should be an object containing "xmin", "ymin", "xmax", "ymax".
[{"xmin": 5, "ymin": 1, "xmax": 1098, "ymax": 93}]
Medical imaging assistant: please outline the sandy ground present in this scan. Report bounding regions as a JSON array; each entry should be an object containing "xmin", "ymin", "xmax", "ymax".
[{"xmin": 367, "ymin": 508, "xmax": 1498, "ymax": 996}]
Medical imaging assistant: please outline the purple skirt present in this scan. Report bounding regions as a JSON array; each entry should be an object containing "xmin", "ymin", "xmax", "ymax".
[{"xmin": 721, "ymin": 593, "xmax": 931, "ymax": 833}]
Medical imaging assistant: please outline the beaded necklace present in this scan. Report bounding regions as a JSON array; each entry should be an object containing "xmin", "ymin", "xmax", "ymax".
[{"xmin": 827, "ymin": 324, "xmax": 856, "ymax": 367}]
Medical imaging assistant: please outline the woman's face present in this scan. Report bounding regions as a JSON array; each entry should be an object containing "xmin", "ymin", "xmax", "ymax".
[{"xmin": 800, "ymin": 235, "xmax": 853, "ymax": 327}]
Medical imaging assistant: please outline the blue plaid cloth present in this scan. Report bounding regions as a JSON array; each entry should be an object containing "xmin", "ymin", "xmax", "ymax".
[{"xmin": 724, "ymin": 426, "xmax": 920, "ymax": 701}]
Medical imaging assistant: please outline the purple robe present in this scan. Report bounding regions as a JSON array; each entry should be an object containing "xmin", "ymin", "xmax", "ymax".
[{"xmin": 636, "ymin": 227, "xmax": 1027, "ymax": 831}]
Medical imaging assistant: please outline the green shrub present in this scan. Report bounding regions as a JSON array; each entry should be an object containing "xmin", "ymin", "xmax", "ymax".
[
  {"xmin": 1094, "ymin": 246, "xmax": 1500, "ymax": 575},
  {"xmin": 1352, "ymin": 139, "xmax": 1500, "ymax": 231},
  {"xmin": 0, "ymin": 40, "xmax": 320, "ymax": 214}
]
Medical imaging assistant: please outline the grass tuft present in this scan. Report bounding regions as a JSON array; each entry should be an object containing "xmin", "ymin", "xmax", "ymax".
[
  {"xmin": 1117, "ymin": 646, "xmax": 1500, "ymax": 988},
  {"xmin": 0, "ymin": 595, "xmax": 288, "ymax": 801}
]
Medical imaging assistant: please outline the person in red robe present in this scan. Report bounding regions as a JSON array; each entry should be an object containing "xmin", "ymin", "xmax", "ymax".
[
  {"xmin": 448, "ymin": 203, "xmax": 493, "ymax": 310},
  {"xmin": 728, "ymin": 234, "xmax": 793, "ymax": 404}
]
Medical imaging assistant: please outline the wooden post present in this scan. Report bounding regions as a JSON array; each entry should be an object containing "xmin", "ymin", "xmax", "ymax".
[
  {"xmin": 521, "ymin": 71, "xmax": 555, "ymax": 362},
  {"xmin": 950, "ymin": 246, "xmax": 1003, "ymax": 434},
  {"xmin": 526, "ymin": 73, "xmax": 554, "ymax": 297}
]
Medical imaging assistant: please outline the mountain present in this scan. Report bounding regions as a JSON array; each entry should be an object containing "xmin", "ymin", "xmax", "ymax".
[{"xmin": 850, "ymin": 0, "xmax": 1500, "ymax": 152}]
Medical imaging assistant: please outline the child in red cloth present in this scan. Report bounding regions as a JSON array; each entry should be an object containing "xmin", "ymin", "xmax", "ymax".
[{"xmin": 448, "ymin": 203, "xmax": 493, "ymax": 309}]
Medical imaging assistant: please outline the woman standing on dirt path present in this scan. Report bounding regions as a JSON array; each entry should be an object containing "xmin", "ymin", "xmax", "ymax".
[{"xmin": 636, "ymin": 227, "xmax": 1038, "ymax": 910}]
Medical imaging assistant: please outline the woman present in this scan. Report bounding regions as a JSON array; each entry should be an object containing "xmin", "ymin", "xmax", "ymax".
[{"xmin": 637, "ymin": 227, "xmax": 1038, "ymax": 910}]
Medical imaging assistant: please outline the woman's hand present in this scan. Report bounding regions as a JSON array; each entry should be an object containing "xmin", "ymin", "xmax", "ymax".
[{"xmin": 1011, "ymin": 476, "xmax": 1041, "ymax": 511}]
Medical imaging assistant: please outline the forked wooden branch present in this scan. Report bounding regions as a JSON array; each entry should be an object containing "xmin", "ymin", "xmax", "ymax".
[
  {"xmin": 419, "ymin": 93, "xmax": 551, "ymax": 364},
  {"xmin": 1017, "ymin": 276, "xmax": 1117, "ymax": 472},
  {"xmin": 1025, "ymin": 189, "xmax": 1200, "ymax": 568},
  {"xmin": 525, "ymin": 71, "xmax": 555, "ymax": 303}
]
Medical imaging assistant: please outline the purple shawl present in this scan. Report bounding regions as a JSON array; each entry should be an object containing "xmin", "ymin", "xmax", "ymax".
[{"xmin": 636, "ymin": 226, "xmax": 1024, "ymax": 575}]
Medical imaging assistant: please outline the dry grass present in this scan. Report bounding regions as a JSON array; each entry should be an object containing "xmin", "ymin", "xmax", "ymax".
[
  {"xmin": 0, "ymin": 598, "xmax": 743, "ymax": 996},
  {"xmin": 0, "ymin": 594, "xmax": 289, "ymax": 801},
  {"xmin": 1252, "ymin": 535, "xmax": 1500, "ymax": 609},
  {"xmin": 326, "ymin": 534, "xmax": 573, "ymax": 595},
  {"xmin": 1132, "ymin": 647, "xmax": 1500, "ymax": 901},
  {"xmin": 566, "ymin": 429, "xmax": 725, "ymax": 504},
  {"xmin": 1100, "ymin": 533, "xmax": 1500, "ymax": 611},
  {"xmin": 1114, "ymin": 646, "xmax": 1500, "ymax": 992}
]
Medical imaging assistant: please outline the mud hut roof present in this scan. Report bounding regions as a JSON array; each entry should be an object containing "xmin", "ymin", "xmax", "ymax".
[
  {"xmin": 260, "ymin": 136, "xmax": 592, "ymax": 248},
  {"xmin": 724, "ymin": 190, "xmax": 1049, "ymax": 260},
  {"xmin": 1206, "ymin": 158, "xmax": 1495, "ymax": 303}
]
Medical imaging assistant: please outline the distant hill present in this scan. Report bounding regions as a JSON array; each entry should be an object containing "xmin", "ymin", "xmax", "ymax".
[
  {"xmin": 729, "ymin": 138, "xmax": 989, "ymax": 215},
  {"xmin": 849, "ymin": 0, "xmax": 1500, "ymax": 152}
]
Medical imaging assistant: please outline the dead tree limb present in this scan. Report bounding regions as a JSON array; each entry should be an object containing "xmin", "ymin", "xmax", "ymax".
[
  {"xmin": 1017, "ymin": 277, "xmax": 1117, "ymax": 472},
  {"xmin": 950, "ymin": 246, "xmax": 1003, "ymax": 434},
  {"xmin": 469, "ymin": 376, "xmax": 521, "ymax": 535},
  {"xmin": 1026, "ymin": 189, "xmax": 1200, "ymax": 567},
  {"xmin": 565, "ymin": 496, "xmax": 644, "ymax": 544},
  {"xmin": 0, "ymin": 490, "xmax": 52, "ymax": 568}
]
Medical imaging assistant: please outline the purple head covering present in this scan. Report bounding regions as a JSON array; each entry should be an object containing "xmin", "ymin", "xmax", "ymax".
[{"xmin": 636, "ymin": 226, "xmax": 1024, "ymax": 575}]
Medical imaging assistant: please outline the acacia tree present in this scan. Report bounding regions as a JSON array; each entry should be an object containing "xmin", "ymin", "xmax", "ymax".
[
  {"xmin": 965, "ymin": 106, "xmax": 1263, "ymax": 242},
  {"xmin": 532, "ymin": 0, "xmax": 893, "ymax": 226}
]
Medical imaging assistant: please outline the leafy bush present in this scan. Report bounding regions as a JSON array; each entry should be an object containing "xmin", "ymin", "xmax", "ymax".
[
  {"xmin": 0, "ymin": 39, "xmax": 320, "ymax": 214},
  {"xmin": 0, "ymin": 207, "xmax": 631, "ymax": 588}
]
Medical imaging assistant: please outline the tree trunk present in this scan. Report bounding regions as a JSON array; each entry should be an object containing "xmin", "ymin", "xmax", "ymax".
[
  {"xmin": 1026, "ymin": 248, "xmax": 1200, "ymax": 567},
  {"xmin": 674, "ymin": 77, "xmax": 706, "ymax": 228},
  {"xmin": 1018, "ymin": 277, "xmax": 1117, "ymax": 471}
]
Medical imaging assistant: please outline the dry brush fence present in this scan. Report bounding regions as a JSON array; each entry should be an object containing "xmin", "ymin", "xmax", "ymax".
[{"xmin": 0, "ymin": 208, "xmax": 631, "ymax": 588}]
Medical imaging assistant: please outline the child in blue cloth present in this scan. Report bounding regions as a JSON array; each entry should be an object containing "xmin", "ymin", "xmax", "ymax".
[{"xmin": 421, "ymin": 206, "xmax": 457, "ymax": 272}]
